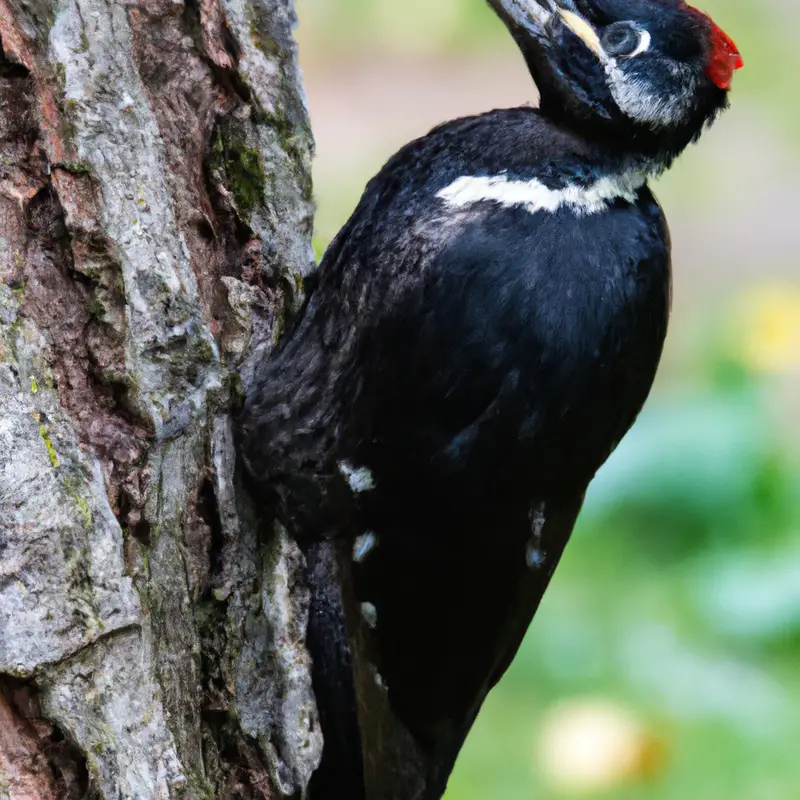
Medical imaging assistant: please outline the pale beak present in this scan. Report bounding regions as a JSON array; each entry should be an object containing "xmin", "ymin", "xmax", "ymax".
[
  {"xmin": 487, "ymin": 0, "xmax": 603, "ymax": 58},
  {"xmin": 486, "ymin": 0, "xmax": 557, "ymax": 40}
]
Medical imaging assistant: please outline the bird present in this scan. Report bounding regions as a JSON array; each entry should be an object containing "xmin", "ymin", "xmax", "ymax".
[{"xmin": 237, "ymin": 0, "xmax": 742, "ymax": 797}]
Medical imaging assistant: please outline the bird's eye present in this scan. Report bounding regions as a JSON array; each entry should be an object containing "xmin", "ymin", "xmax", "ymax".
[{"xmin": 601, "ymin": 22, "xmax": 651, "ymax": 59}]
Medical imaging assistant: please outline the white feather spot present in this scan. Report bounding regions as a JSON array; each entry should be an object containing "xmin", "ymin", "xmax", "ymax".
[
  {"xmin": 338, "ymin": 461, "xmax": 375, "ymax": 493},
  {"xmin": 366, "ymin": 662, "xmax": 388, "ymax": 690},
  {"xmin": 353, "ymin": 531, "xmax": 378, "ymax": 563},
  {"xmin": 526, "ymin": 544, "xmax": 547, "ymax": 570},
  {"xmin": 373, "ymin": 668, "xmax": 387, "ymax": 690},
  {"xmin": 527, "ymin": 502, "xmax": 547, "ymax": 570},
  {"xmin": 436, "ymin": 171, "xmax": 646, "ymax": 217},
  {"xmin": 361, "ymin": 602, "xmax": 378, "ymax": 629}
]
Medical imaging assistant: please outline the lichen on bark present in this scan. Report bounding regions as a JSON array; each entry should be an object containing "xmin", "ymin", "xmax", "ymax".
[{"xmin": 0, "ymin": 0, "xmax": 321, "ymax": 795}]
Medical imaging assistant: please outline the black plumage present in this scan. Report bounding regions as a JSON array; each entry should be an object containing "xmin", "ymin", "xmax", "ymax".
[{"xmin": 238, "ymin": 1, "xmax": 742, "ymax": 797}]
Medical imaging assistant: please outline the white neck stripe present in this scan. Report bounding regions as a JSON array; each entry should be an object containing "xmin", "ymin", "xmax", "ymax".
[{"xmin": 436, "ymin": 171, "xmax": 647, "ymax": 217}]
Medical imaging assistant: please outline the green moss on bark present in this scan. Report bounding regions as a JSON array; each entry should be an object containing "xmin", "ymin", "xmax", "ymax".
[{"xmin": 210, "ymin": 129, "xmax": 267, "ymax": 218}]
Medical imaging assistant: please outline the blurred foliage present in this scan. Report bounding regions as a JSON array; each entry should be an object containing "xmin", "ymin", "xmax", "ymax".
[
  {"xmin": 297, "ymin": 0, "xmax": 506, "ymax": 58},
  {"xmin": 295, "ymin": 1, "xmax": 800, "ymax": 797}
]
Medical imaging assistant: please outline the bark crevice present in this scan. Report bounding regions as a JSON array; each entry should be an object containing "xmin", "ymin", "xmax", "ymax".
[{"xmin": 0, "ymin": 677, "xmax": 91, "ymax": 800}]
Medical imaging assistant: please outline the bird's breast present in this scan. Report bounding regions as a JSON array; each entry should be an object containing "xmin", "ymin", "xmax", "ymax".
[{"xmin": 359, "ymin": 182, "xmax": 671, "ymax": 508}]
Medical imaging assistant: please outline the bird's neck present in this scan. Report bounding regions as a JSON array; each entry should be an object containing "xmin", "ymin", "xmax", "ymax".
[
  {"xmin": 549, "ymin": 113, "xmax": 687, "ymax": 182},
  {"xmin": 553, "ymin": 127, "xmax": 671, "ymax": 183}
]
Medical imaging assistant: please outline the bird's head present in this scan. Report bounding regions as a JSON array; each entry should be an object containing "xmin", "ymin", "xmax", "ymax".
[{"xmin": 489, "ymin": 0, "xmax": 743, "ymax": 163}]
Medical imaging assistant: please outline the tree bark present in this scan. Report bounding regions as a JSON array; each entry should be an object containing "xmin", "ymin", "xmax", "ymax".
[{"xmin": 0, "ymin": 0, "xmax": 323, "ymax": 796}]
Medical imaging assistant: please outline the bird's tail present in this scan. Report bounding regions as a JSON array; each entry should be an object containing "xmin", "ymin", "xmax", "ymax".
[{"xmin": 305, "ymin": 540, "xmax": 366, "ymax": 800}]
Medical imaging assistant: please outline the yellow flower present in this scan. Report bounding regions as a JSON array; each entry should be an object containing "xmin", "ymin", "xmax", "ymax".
[
  {"xmin": 732, "ymin": 285, "xmax": 800, "ymax": 374},
  {"xmin": 536, "ymin": 698, "xmax": 666, "ymax": 794}
]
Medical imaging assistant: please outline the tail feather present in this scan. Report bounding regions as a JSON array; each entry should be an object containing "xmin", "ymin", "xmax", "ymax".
[{"xmin": 305, "ymin": 541, "xmax": 366, "ymax": 800}]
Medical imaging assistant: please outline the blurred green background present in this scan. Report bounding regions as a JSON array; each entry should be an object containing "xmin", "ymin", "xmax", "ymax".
[{"xmin": 294, "ymin": 1, "xmax": 800, "ymax": 797}]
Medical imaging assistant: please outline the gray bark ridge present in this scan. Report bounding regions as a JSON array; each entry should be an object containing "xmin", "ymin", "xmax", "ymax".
[{"xmin": 0, "ymin": 0, "xmax": 321, "ymax": 796}]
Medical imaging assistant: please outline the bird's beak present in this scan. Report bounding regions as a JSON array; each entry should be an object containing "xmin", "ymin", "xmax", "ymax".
[
  {"xmin": 487, "ymin": 0, "xmax": 603, "ymax": 57},
  {"xmin": 487, "ymin": 0, "xmax": 557, "ymax": 41}
]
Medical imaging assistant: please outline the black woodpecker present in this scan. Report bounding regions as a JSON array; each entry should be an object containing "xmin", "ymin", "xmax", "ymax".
[{"xmin": 238, "ymin": 0, "xmax": 743, "ymax": 797}]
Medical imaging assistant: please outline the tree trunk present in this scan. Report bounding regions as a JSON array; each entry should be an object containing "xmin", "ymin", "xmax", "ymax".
[{"xmin": 0, "ymin": 0, "xmax": 323, "ymax": 795}]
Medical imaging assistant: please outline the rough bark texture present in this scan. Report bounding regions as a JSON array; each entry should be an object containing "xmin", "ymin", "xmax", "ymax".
[{"xmin": 0, "ymin": 0, "xmax": 322, "ymax": 795}]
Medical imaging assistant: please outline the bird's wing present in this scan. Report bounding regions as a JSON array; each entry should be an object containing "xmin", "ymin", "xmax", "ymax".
[{"xmin": 351, "ymin": 488, "xmax": 586, "ymax": 796}]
